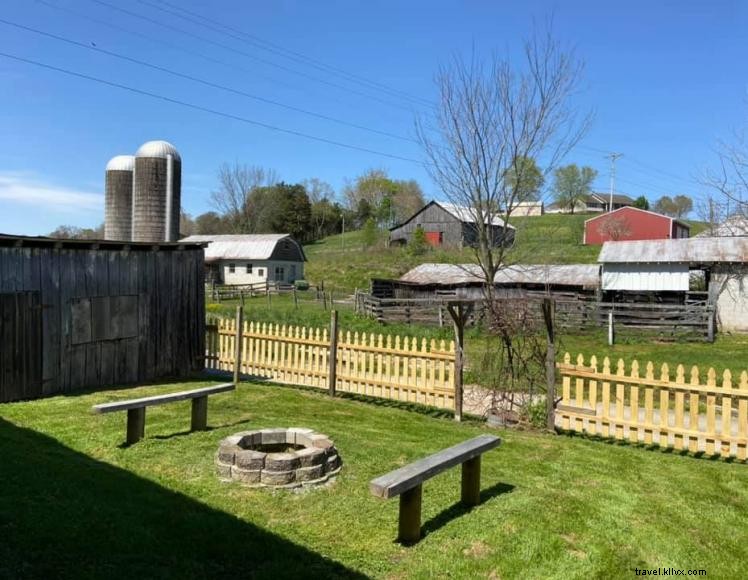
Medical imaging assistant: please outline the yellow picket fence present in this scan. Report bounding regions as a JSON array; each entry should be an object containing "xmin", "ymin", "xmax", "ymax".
[
  {"xmin": 557, "ymin": 353, "xmax": 748, "ymax": 460},
  {"xmin": 205, "ymin": 319, "xmax": 456, "ymax": 409}
]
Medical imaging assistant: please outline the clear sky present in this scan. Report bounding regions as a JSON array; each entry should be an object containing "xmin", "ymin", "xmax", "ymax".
[{"xmin": 0, "ymin": 0, "xmax": 745, "ymax": 235}]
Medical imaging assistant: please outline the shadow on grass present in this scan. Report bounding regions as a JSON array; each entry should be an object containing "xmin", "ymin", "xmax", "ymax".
[
  {"xmin": 420, "ymin": 481, "xmax": 515, "ymax": 539},
  {"xmin": 0, "ymin": 418, "xmax": 366, "ymax": 579}
]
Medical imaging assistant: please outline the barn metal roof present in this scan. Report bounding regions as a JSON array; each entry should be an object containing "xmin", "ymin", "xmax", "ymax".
[
  {"xmin": 599, "ymin": 237, "xmax": 748, "ymax": 264},
  {"xmin": 180, "ymin": 234, "xmax": 306, "ymax": 262},
  {"xmin": 399, "ymin": 263, "xmax": 600, "ymax": 288},
  {"xmin": 0, "ymin": 233, "xmax": 205, "ymax": 251}
]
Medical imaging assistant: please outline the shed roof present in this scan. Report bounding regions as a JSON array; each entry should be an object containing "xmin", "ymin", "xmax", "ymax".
[
  {"xmin": 589, "ymin": 193, "xmax": 635, "ymax": 205},
  {"xmin": 598, "ymin": 237, "xmax": 748, "ymax": 264},
  {"xmin": 180, "ymin": 234, "xmax": 306, "ymax": 262},
  {"xmin": 398, "ymin": 263, "xmax": 599, "ymax": 288},
  {"xmin": 0, "ymin": 233, "xmax": 205, "ymax": 251}
]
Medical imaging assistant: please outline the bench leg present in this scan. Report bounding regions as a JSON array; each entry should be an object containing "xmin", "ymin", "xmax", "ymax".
[
  {"xmin": 461, "ymin": 456, "xmax": 481, "ymax": 506},
  {"xmin": 191, "ymin": 396, "xmax": 208, "ymax": 431},
  {"xmin": 126, "ymin": 408, "xmax": 145, "ymax": 445},
  {"xmin": 398, "ymin": 484, "xmax": 422, "ymax": 544}
]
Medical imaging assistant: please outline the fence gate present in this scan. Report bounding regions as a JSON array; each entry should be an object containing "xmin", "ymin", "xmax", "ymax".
[{"xmin": 0, "ymin": 292, "xmax": 42, "ymax": 403}]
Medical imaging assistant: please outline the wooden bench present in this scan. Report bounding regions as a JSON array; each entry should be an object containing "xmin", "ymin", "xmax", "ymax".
[
  {"xmin": 92, "ymin": 383, "xmax": 235, "ymax": 445},
  {"xmin": 370, "ymin": 434, "xmax": 501, "ymax": 543}
]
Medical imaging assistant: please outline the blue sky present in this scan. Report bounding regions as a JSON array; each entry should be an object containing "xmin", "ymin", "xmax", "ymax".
[{"xmin": 0, "ymin": 0, "xmax": 745, "ymax": 235}]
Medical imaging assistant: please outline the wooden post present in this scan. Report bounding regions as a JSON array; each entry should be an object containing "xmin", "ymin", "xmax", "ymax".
[
  {"xmin": 542, "ymin": 298, "xmax": 557, "ymax": 431},
  {"xmin": 329, "ymin": 290, "xmax": 334, "ymax": 307},
  {"xmin": 327, "ymin": 309, "xmax": 339, "ymax": 397},
  {"xmin": 707, "ymin": 307, "xmax": 715, "ymax": 343},
  {"xmin": 447, "ymin": 303, "xmax": 466, "ymax": 422},
  {"xmin": 191, "ymin": 396, "xmax": 208, "ymax": 431},
  {"xmin": 607, "ymin": 311, "xmax": 615, "ymax": 346},
  {"xmin": 233, "ymin": 305, "xmax": 244, "ymax": 386},
  {"xmin": 398, "ymin": 484, "xmax": 422, "ymax": 544},
  {"xmin": 266, "ymin": 284, "xmax": 271, "ymax": 307},
  {"xmin": 293, "ymin": 287, "xmax": 298, "ymax": 309},
  {"xmin": 323, "ymin": 290, "xmax": 328, "ymax": 311},
  {"xmin": 461, "ymin": 456, "xmax": 481, "ymax": 506},
  {"xmin": 438, "ymin": 306, "xmax": 444, "ymax": 327},
  {"xmin": 126, "ymin": 408, "xmax": 145, "ymax": 445}
]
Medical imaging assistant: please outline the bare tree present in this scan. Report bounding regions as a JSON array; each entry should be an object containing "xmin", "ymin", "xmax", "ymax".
[
  {"xmin": 416, "ymin": 28, "xmax": 591, "ymax": 299},
  {"xmin": 210, "ymin": 162, "xmax": 278, "ymax": 232},
  {"xmin": 703, "ymin": 131, "xmax": 748, "ymax": 217},
  {"xmin": 301, "ymin": 177, "xmax": 335, "ymax": 204},
  {"xmin": 597, "ymin": 215, "xmax": 631, "ymax": 241}
]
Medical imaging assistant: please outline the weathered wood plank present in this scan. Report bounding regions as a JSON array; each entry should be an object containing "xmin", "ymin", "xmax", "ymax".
[
  {"xmin": 92, "ymin": 383, "xmax": 235, "ymax": 414},
  {"xmin": 370, "ymin": 434, "xmax": 501, "ymax": 498}
]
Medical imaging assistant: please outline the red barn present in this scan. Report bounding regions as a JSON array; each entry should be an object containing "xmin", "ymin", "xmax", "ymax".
[{"xmin": 583, "ymin": 207, "xmax": 690, "ymax": 245}]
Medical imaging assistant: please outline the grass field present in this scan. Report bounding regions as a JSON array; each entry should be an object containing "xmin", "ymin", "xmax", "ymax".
[{"xmin": 1, "ymin": 378, "xmax": 746, "ymax": 579}]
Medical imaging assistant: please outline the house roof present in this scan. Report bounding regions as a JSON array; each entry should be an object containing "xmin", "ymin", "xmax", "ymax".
[
  {"xmin": 180, "ymin": 234, "xmax": 306, "ymax": 262},
  {"xmin": 583, "ymin": 205, "xmax": 691, "ymax": 228},
  {"xmin": 598, "ymin": 237, "xmax": 748, "ymax": 264},
  {"xmin": 390, "ymin": 200, "xmax": 515, "ymax": 231},
  {"xmin": 695, "ymin": 214, "xmax": 748, "ymax": 238},
  {"xmin": 588, "ymin": 193, "xmax": 635, "ymax": 205},
  {"xmin": 398, "ymin": 263, "xmax": 600, "ymax": 288}
]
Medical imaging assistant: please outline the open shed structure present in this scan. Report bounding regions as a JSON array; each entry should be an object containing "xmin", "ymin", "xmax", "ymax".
[
  {"xmin": 599, "ymin": 238, "xmax": 748, "ymax": 332},
  {"xmin": 0, "ymin": 234, "xmax": 205, "ymax": 403}
]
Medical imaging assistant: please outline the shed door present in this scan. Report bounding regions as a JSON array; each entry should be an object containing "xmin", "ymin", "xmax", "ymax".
[
  {"xmin": 0, "ymin": 292, "xmax": 42, "ymax": 403},
  {"xmin": 425, "ymin": 231, "xmax": 442, "ymax": 247}
]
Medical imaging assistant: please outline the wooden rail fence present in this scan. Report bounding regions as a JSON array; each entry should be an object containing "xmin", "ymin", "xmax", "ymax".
[
  {"xmin": 205, "ymin": 318, "xmax": 456, "ymax": 410},
  {"xmin": 557, "ymin": 353, "xmax": 748, "ymax": 461}
]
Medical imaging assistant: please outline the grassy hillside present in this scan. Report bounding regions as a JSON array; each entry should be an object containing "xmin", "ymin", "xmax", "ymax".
[{"xmin": 303, "ymin": 214, "xmax": 708, "ymax": 292}]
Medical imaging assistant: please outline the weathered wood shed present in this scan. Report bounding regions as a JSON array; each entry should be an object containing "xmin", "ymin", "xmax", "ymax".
[
  {"xmin": 0, "ymin": 234, "xmax": 206, "ymax": 403},
  {"xmin": 389, "ymin": 201, "xmax": 515, "ymax": 249}
]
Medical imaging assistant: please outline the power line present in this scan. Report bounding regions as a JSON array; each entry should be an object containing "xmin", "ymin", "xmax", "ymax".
[
  {"xmin": 0, "ymin": 18, "xmax": 417, "ymax": 144},
  {"xmin": 136, "ymin": 0, "xmax": 435, "ymax": 108},
  {"xmin": 0, "ymin": 50, "xmax": 423, "ymax": 164},
  {"xmin": 87, "ymin": 0, "xmax": 422, "ymax": 113}
]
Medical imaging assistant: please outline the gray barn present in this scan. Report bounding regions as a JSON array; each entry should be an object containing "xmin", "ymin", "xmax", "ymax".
[
  {"xmin": 389, "ymin": 201, "xmax": 515, "ymax": 249},
  {"xmin": 0, "ymin": 234, "xmax": 206, "ymax": 403}
]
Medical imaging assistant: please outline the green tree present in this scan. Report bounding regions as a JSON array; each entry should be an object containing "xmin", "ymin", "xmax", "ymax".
[
  {"xmin": 193, "ymin": 211, "xmax": 231, "ymax": 234},
  {"xmin": 245, "ymin": 182, "xmax": 313, "ymax": 241},
  {"xmin": 361, "ymin": 217, "xmax": 378, "ymax": 249},
  {"xmin": 672, "ymin": 194, "xmax": 693, "ymax": 218},
  {"xmin": 506, "ymin": 156, "xmax": 544, "ymax": 204},
  {"xmin": 633, "ymin": 196, "xmax": 650, "ymax": 210},
  {"xmin": 408, "ymin": 226, "xmax": 429, "ymax": 256},
  {"xmin": 310, "ymin": 198, "xmax": 343, "ymax": 240},
  {"xmin": 343, "ymin": 169, "xmax": 425, "ymax": 227},
  {"xmin": 654, "ymin": 195, "xmax": 677, "ymax": 217},
  {"xmin": 552, "ymin": 164, "xmax": 597, "ymax": 214}
]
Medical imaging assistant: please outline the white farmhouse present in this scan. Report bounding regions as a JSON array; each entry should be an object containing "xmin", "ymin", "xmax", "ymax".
[{"xmin": 181, "ymin": 234, "xmax": 306, "ymax": 285}]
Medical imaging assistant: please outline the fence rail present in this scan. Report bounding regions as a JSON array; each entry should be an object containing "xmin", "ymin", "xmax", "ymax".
[
  {"xmin": 557, "ymin": 353, "xmax": 748, "ymax": 461},
  {"xmin": 205, "ymin": 318, "xmax": 456, "ymax": 410}
]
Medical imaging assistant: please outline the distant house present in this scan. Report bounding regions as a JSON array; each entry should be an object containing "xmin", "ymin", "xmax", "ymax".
[
  {"xmin": 546, "ymin": 193, "xmax": 635, "ymax": 214},
  {"xmin": 181, "ymin": 234, "xmax": 306, "ymax": 285},
  {"xmin": 695, "ymin": 214, "xmax": 748, "ymax": 238},
  {"xmin": 389, "ymin": 200, "xmax": 515, "ymax": 249},
  {"xmin": 584, "ymin": 207, "xmax": 690, "ymax": 245},
  {"xmin": 508, "ymin": 201, "xmax": 544, "ymax": 217},
  {"xmin": 599, "ymin": 238, "xmax": 748, "ymax": 332}
]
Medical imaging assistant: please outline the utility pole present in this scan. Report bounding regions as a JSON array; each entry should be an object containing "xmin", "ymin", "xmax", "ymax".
[{"xmin": 606, "ymin": 152, "xmax": 623, "ymax": 212}]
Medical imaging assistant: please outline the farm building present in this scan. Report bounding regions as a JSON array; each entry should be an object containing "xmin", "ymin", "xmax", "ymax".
[
  {"xmin": 696, "ymin": 213, "xmax": 748, "ymax": 238},
  {"xmin": 546, "ymin": 193, "xmax": 635, "ymax": 214},
  {"xmin": 388, "ymin": 201, "xmax": 515, "ymax": 249},
  {"xmin": 0, "ymin": 234, "xmax": 205, "ymax": 403},
  {"xmin": 599, "ymin": 237, "xmax": 748, "ymax": 332},
  {"xmin": 372, "ymin": 263, "xmax": 600, "ymax": 300},
  {"xmin": 508, "ymin": 201, "xmax": 544, "ymax": 217},
  {"xmin": 181, "ymin": 234, "xmax": 306, "ymax": 285},
  {"xmin": 584, "ymin": 206, "xmax": 690, "ymax": 245}
]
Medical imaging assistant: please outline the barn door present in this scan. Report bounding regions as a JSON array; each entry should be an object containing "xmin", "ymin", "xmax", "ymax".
[
  {"xmin": 425, "ymin": 231, "xmax": 442, "ymax": 247},
  {"xmin": 0, "ymin": 292, "xmax": 42, "ymax": 403}
]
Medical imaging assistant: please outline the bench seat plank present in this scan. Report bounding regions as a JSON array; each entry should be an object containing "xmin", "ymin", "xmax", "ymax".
[
  {"xmin": 92, "ymin": 383, "xmax": 235, "ymax": 414},
  {"xmin": 370, "ymin": 434, "xmax": 501, "ymax": 499}
]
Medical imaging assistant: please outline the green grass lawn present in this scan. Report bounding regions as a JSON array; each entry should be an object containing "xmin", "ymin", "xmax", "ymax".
[{"xmin": 2, "ymin": 379, "xmax": 746, "ymax": 579}]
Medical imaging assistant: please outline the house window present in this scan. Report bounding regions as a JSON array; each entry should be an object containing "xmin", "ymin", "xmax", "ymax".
[
  {"xmin": 228, "ymin": 263, "xmax": 236, "ymax": 274},
  {"xmin": 257, "ymin": 268, "xmax": 264, "ymax": 277},
  {"xmin": 246, "ymin": 263, "xmax": 253, "ymax": 274},
  {"xmin": 275, "ymin": 266, "xmax": 285, "ymax": 281}
]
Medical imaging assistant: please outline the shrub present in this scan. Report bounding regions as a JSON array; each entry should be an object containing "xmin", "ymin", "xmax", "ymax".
[{"xmin": 294, "ymin": 279, "xmax": 310, "ymax": 291}]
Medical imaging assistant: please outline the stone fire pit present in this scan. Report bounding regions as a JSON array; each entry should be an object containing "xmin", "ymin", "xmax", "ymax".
[{"xmin": 215, "ymin": 428, "xmax": 341, "ymax": 489}]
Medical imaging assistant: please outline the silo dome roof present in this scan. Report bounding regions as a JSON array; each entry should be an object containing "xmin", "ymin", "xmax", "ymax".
[
  {"xmin": 105, "ymin": 155, "xmax": 135, "ymax": 171},
  {"xmin": 135, "ymin": 140, "xmax": 181, "ymax": 161}
]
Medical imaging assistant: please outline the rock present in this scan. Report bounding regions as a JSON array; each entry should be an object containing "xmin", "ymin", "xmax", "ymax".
[
  {"xmin": 286, "ymin": 427, "xmax": 314, "ymax": 445},
  {"xmin": 308, "ymin": 434, "xmax": 334, "ymax": 450},
  {"xmin": 259, "ymin": 428, "xmax": 288, "ymax": 445},
  {"xmin": 296, "ymin": 464, "xmax": 324, "ymax": 481},
  {"xmin": 295, "ymin": 447, "xmax": 326, "ymax": 467},
  {"xmin": 235, "ymin": 449, "xmax": 266, "ymax": 470},
  {"xmin": 217, "ymin": 444, "xmax": 240, "ymax": 463},
  {"xmin": 215, "ymin": 463, "xmax": 232, "ymax": 478},
  {"xmin": 232, "ymin": 467, "xmax": 261, "ymax": 484},
  {"xmin": 326, "ymin": 454, "xmax": 341, "ymax": 472},
  {"xmin": 261, "ymin": 469, "xmax": 295, "ymax": 486},
  {"xmin": 265, "ymin": 452, "xmax": 300, "ymax": 471},
  {"xmin": 238, "ymin": 432, "xmax": 262, "ymax": 448}
]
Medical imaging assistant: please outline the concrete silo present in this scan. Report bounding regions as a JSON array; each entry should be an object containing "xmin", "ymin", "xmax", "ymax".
[
  {"xmin": 104, "ymin": 155, "xmax": 135, "ymax": 241},
  {"xmin": 132, "ymin": 140, "xmax": 181, "ymax": 242}
]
